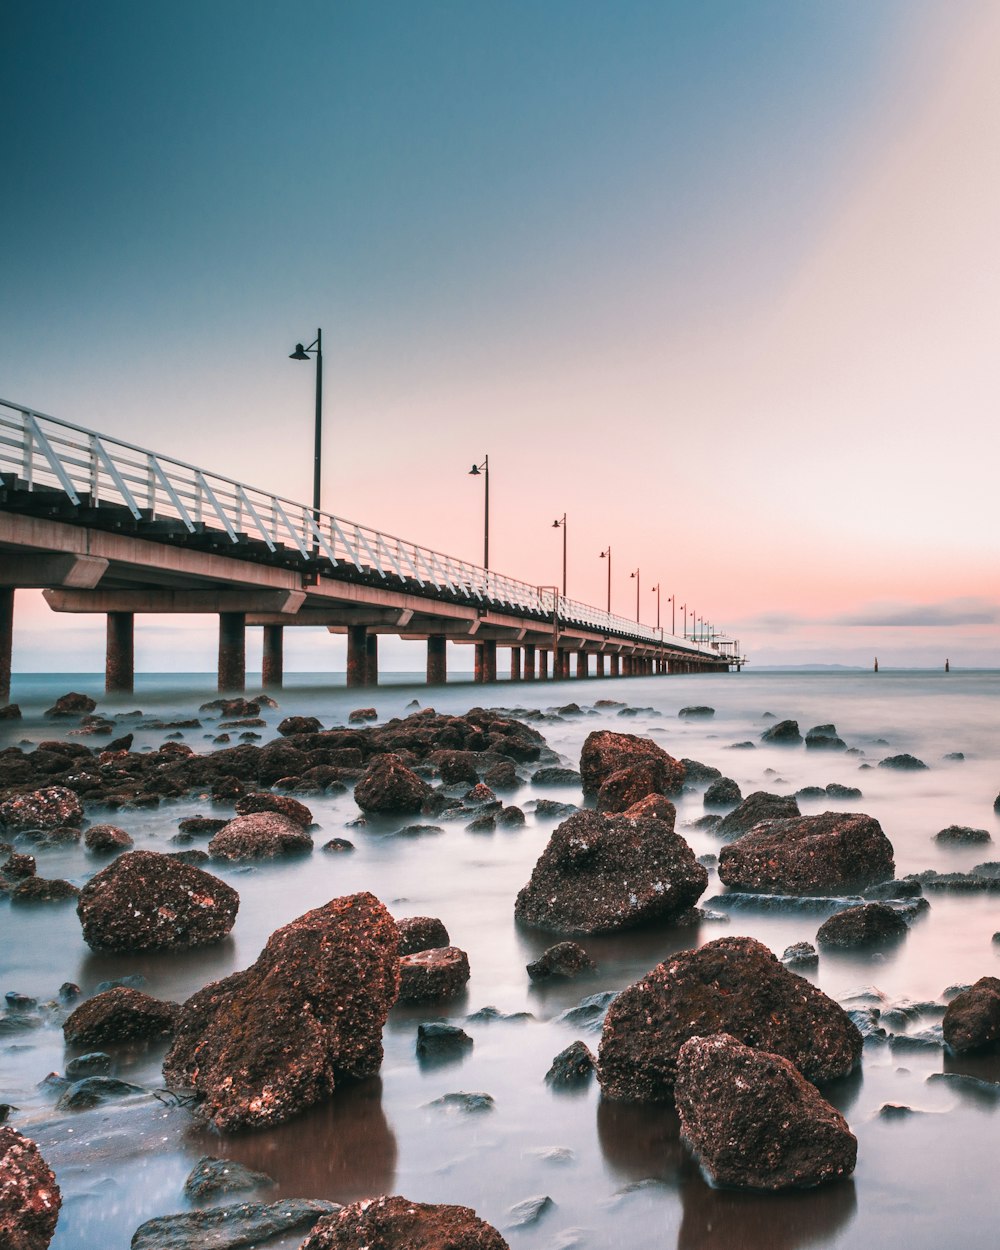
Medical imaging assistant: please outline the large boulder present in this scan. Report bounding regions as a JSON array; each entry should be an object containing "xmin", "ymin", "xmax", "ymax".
[
  {"xmin": 63, "ymin": 987, "xmax": 180, "ymax": 1046},
  {"xmin": 76, "ymin": 850, "xmax": 239, "ymax": 951},
  {"xmin": 595, "ymin": 759, "xmax": 681, "ymax": 815},
  {"xmin": 83, "ymin": 824, "xmax": 134, "ymax": 853},
  {"xmin": 0, "ymin": 1127, "xmax": 61, "ymax": 1250},
  {"xmin": 233, "ymin": 792, "xmax": 313, "ymax": 828},
  {"xmin": 579, "ymin": 731, "xmax": 685, "ymax": 798},
  {"xmin": 353, "ymin": 754, "xmax": 431, "ymax": 814},
  {"xmin": 514, "ymin": 810, "xmax": 707, "ymax": 935},
  {"xmin": 716, "ymin": 791, "xmax": 800, "ymax": 840},
  {"xmin": 675, "ymin": 1033, "xmax": 857, "ymax": 1190},
  {"xmin": 597, "ymin": 936, "xmax": 862, "ymax": 1102},
  {"xmin": 718, "ymin": 811, "xmax": 895, "ymax": 894},
  {"xmin": 760, "ymin": 719, "xmax": 802, "ymax": 744},
  {"xmin": 816, "ymin": 902, "xmax": 908, "ymax": 949},
  {"xmin": 162, "ymin": 892, "xmax": 399, "ymax": 1131},
  {"xmin": 208, "ymin": 812, "xmax": 313, "ymax": 860},
  {"xmin": 44, "ymin": 691, "xmax": 97, "ymax": 717},
  {"xmin": 0, "ymin": 786, "xmax": 83, "ymax": 834},
  {"xmin": 943, "ymin": 977, "xmax": 1000, "ymax": 1053},
  {"xmin": 301, "ymin": 1194, "xmax": 509, "ymax": 1250}
]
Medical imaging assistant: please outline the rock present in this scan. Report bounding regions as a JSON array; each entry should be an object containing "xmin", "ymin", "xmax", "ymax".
[
  {"xmin": 277, "ymin": 715, "xmax": 323, "ymax": 736},
  {"xmin": 162, "ymin": 892, "xmax": 399, "ymax": 1131},
  {"xmin": 718, "ymin": 811, "xmax": 895, "ymax": 894},
  {"xmin": 64, "ymin": 1052, "xmax": 111, "ymax": 1079},
  {"xmin": 545, "ymin": 1041, "xmax": 596, "ymax": 1086},
  {"xmin": 63, "ymin": 987, "xmax": 180, "ymax": 1046},
  {"xmin": 0, "ymin": 704, "xmax": 21, "ymax": 720},
  {"xmin": 805, "ymin": 729, "xmax": 847, "ymax": 750},
  {"xmin": 496, "ymin": 805, "xmax": 526, "ymax": 828},
  {"xmin": 527, "ymin": 942, "xmax": 596, "ymax": 981},
  {"xmin": 392, "ymin": 823, "xmax": 443, "ymax": 838},
  {"xmin": 354, "ymin": 754, "xmax": 431, "ymax": 814},
  {"xmin": 596, "ymin": 760, "xmax": 680, "ymax": 815},
  {"xmin": 556, "ymin": 991, "xmax": 618, "ymax": 1031},
  {"xmin": 429, "ymin": 750, "xmax": 480, "ymax": 784},
  {"xmin": 0, "ymin": 786, "xmax": 83, "ymax": 833},
  {"xmin": 0, "ymin": 1127, "xmax": 61, "ymax": 1250},
  {"xmin": 463, "ymin": 782, "xmax": 498, "ymax": 806},
  {"xmin": 816, "ymin": 902, "xmax": 908, "ymax": 949},
  {"xmin": 782, "ymin": 942, "xmax": 819, "ymax": 968},
  {"xmin": 483, "ymin": 760, "xmax": 518, "ymax": 790},
  {"xmin": 532, "ymin": 800, "xmax": 578, "ymax": 820},
  {"xmin": 465, "ymin": 1006, "xmax": 533, "ymax": 1024},
  {"xmin": 879, "ymin": 754, "xmax": 928, "ymax": 770},
  {"xmin": 942, "ymin": 977, "xmax": 1000, "ymax": 1053},
  {"xmin": 83, "ymin": 824, "xmax": 134, "ymax": 853},
  {"xmin": 863, "ymin": 878, "xmax": 923, "ymax": 900},
  {"xmin": 183, "ymin": 1156, "xmax": 276, "ymax": 1201},
  {"xmin": 826, "ymin": 783, "xmax": 863, "ymax": 799},
  {"xmin": 300, "ymin": 1194, "xmax": 508, "ymax": 1250},
  {"xmin": 505, "ymin": 1195, "xmax": 554, "ymax": 1230},
  {"xmin": 760, "ymin": 719, "xmax": 802, "ymax": 744},
  {"xmin": 579, "ymin": 730, "xmax": 685, "ymax": 797},
  {"xmin": 56, "ymin": 1075, "xmax": 144, "ymax": 1110},
  {"xmin": 716, "ymin": 791, "xmax": 800, "ymax": 839},
  {"xmin": 322, "ymin": 838, "xmax": 355, "ymax": 853},
  {"xmin": 132, "ymin": 1199, "xmax": 339, "ymax": 1250},
  {"xmin": 935, "ymin": 825, "xmax": 992, "ymax": 845},
  {"xmin": 2, "ymin": 852, "xmax": 35, "ymax": 878},
  {"xmin": 466, "ymin": 814, "xmax": 496, "ymax": 834},
  {"xmin": 348, "ymin": 707, "xmax": 378, "ymax": 723},
  {"xmin": 398, "ymin": 947, "xmax": 471, "ymax": 1003},
  {"xmin": 208, "ymin": 812, "xmax": 313, "ymax": 860},
  {"xmin": 44, "ymin": 691, "xmax": 96, "ymax": 717},
  {"xmin": 727, "ymin": 741, "xmax": 756, "ymax": 750},
  {"xmin": 201, "ymin": 697, "xmax": 261, "ymax": 717},
  {"xmin": 177, "ymin": 816, "xmax": 228, "ymax": 836},
  {"xmin": 427, "ymin": 1091, "xmax": 494, "ymax": 1116},
  {"xmin": 675, "ymin": 1033, "xmax": 857, "ymax": 1190},
  {"xmin": 619, "ymin": 794, "xmax": 676, "ymax": 822},
  {"xmin": 397, "ymin": 915, "xmax": 450, "ymax": 956},
  {"xmin": 233, "ymin": 792, "xmax": 313, "ymax": 828},
  {"xmin": 77, "ymin": 850, "xmax": 239, "ymax": 950},
  {"xmin": 597, "ymin": 936, "xmax": 862, "ymax": 1102},
  {"xmin": 416, "ymin": 1022, "xmax": 473, "ymax": 1060},
  {"xmin": 514, "ymin": 810, "xmax": 707, "ymax": 935},
  {"xmin": 11, "ymin": 877, "xmax": 79, "ymax": 902},
  {"xmin": 704, "ymin": 778, "xmax": 741, "ymax": 809},
  {"xmin": 532, "ymin": 767, "xmax": 582, "ymax": 786},
  {"xmin": 678, "ymin": 706, "xmax": 714, "ymax": 719}
]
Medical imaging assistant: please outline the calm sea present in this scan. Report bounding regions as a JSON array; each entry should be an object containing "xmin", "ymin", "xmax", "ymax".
[{"xmin": 2, "ymin": 668, "xmax": 999, "ymax": 1250}]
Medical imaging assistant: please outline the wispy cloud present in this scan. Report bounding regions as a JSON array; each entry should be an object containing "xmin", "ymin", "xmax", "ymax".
[{"xmin": 832, "ymin": 598, "xmax": 1000, "ymax": 627}]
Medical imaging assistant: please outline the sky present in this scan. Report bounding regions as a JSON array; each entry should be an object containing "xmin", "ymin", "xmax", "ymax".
[{"xmin": 1, "ymin": 0, "xmax": 998, "ymax": 672}]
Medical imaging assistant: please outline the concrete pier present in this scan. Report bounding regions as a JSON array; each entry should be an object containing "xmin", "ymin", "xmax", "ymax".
[
  {"xmin": 576, "ymin": 651, "xmax": 588, "ymax": 679},
  {"xmin": 0, "ymin": 589, "xmax": 12, "ymax": 704},
  {"xmin": 262, "ymin": 624, "xmax": 284, "ymax": 689},
  {"xmin": 347, "ymin": 625, "xmax": 367, "ymax": 688},
  {"xmin": 427, "ymin": 635, "xmax": 447, "ymax": 684},
  {"xmin": 365, "ymin": 633, "xmax": 379, "ymax": 686},
  {"xmin": 610, "ymin": 654, "xmax": 620, "ymax": 678},
  {"xmin": 482, "ymin": 639, "xmax": 497, "ymax": 682},
  {"xmin": 510, "ymin": 646, "xmax": 521, "ymax": 681},
  {"xmin": 218, "ymin": 612, "xmax": 246, "ymax": 692},
  {"xmin": 523, "ymin": 643, "xmax": 536, "ymax": 681},
  {"xmin": 539, "ymin": 650, "xmax": 549, "ymax": 680},
  {"xmin": 106, "ymin": 611, "xmax": 135, "ymax": 694},
  {"xmin": 596, "ymin": 653, "xmax": 605, "ymax": 678}
]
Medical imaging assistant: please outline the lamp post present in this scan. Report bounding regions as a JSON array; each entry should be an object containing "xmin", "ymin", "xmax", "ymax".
[
  {"xmin": 552, "ymin": 513, "xmax": 567, "ymax": 596},
  {"xmin": 468, "ymin": 455, "xmax": 490, "ymax": 568},
  {"xmin": 667, "ymin": 593, "xmax": 676, "ymax": 636},
  {"xmin": 681, "ymin": 603, "xmax": 688, "ymax": 638},
  {"xmin": 651, "ymin": 582, "xmax": 661, "ymax": 630},
  {"xmin": 289, "ymin": 330, "xmax": 323, "ymax": 523},
  {"xmin": 630, "ymin": 568, "xmax": 640, "ymax": 622},
  {"xmin": 599, "ymin": 546, "xmax": 611, "ymax": 614}
]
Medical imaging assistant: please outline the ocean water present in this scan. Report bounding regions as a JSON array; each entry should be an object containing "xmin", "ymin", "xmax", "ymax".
[{"xmin": 2, "ymin": 668, "xmax": 999, "ymax": 1250}]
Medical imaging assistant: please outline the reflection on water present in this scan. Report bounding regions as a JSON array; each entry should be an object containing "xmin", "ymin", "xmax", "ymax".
[{"xmin": 676, "ymin": 1175, "xmax": 858, "ymax": 1250}]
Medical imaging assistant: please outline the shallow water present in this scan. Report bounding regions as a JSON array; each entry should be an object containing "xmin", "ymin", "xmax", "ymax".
[{"xmin": 2, "ymin": 669, "xmax": 1000, "ymax": 1250}]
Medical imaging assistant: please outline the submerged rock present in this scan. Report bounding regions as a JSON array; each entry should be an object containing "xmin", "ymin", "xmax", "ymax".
[
  {"xmin": 132, "ymin": 1199, "xmax": 338, "ymax": 1250},
  {"xmin": 879, "ymin": 754, "xmax": 928, "ymax": 771},
  {"xmin": 0, "ymin": 1127, "xmax": 61, "ymax": 1250},
  {"xmin": 760, "ymin": 719, "xmax": 803, "ymax": 744},
  {"xmin": 704, "ymin": 777, "xmax": 741, "ymax": 809},
  {"xmin": 416, "ymin": 1022, "xmax": 473, "ymax": 1061},
  {"xmin": 300, "ymin": 1194, "xmax": 509, "ymax": 1250},
  {"xmin": 526, "ymin": 942, "xmax": 596, "ymax": 981},
  {"xmin": 816, "ymin": 902, "xmax": 908, "ymax": 949},
  {"xmin": 934, "ymin": 825, "xmax": 992, "ymax": 845},
  {"xmin": 63, "ymin": 987, "xmax": 180, "ymax": 1047},
  {"xmin": 233, "ymin": 792, "xmax": 313, "ymax": 828},
  {"xmin": 782, "ymin": 942, "xmax": 819, "ymax": 968},
  {"xmin": 546, "ymin": 1041, "xmax": 596, "ymax": 1087},
  {"xmin": 83, "ymin": 824, "xmax": 134, "ymax": 853},
  {"xmin": 183, "ymin": 1156, "xmax": 276, "ymax": 1201},
  {"xmin": 942, "ymin": 977, "xmax": 1000, "ymax": 1053}
]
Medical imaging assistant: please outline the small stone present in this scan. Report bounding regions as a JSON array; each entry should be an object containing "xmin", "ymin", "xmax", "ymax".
[
  {"xmin": 505, "ymin": 1195, "xmax": 555, "ymax": 1230},
  {"xmin": 56, "ymin": 1075, "xmax": 144, "ymax": 1110},
  {"xmin": 183, "ymin": 1156, "xmax": 277, "ymax": 1200},
  {"xmin": 527, "ymin": 942, "xmax": 596, "ymax": 981},
  {"xmin": 348, "ymin": 707, "xmax": 378, "ymax": 723},
  {"xmin": 704, "ymin": 778, "xmax": 741, "ymax": 809},
  {"xmin": 426, "ymin": 1091, "xmax": 495, "ymax": 1114},
  {"xmin": 816, "ymin": 903, "xmax": 908, "ymax": 949},
  {"xmin": 678, "ymin": 706, "xmax": 714, "ymax": 719},
  {"xmin": 782, "ymin": 942, "xmax": 818, "ymax": 968},
  {"xmin": 322, "ymin": 838, "xmax": 355, "ymax": 853},
  {"xmin": 879, "ymin": 754, "xmax": 928, "ymax": 771},
  {"xmin": 397, "ymin": 916, "xmax": 450, "ymax": 956},
  {"xmin": 545, "ymin": 1041, "xmax": 596, "ymax": 1086},
  {"xmin": 935, "ymin": 825, "xmax": 992, "ymax": 845},
  {"xmin": 416, "ymin": 1022, "xmax": 473, "ymax": 1061},
  {"xmin": 65, "ymin": 1052, "xmax": 112, "ymax": 1079},
  {"xmin": 398, "ymin": 947, "xmax": 471, "ymax": 1003}
]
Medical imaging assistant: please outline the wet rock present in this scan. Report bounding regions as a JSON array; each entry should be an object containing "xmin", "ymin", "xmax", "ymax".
[
  {"xmin": 689, "ymin": 814, "xmax": 722, "ymax": 832},
  {"xmin": 483, "ymin": 760, "xmax": 518, "ymax": 790},
  {"xmin": 354, "ymin": 754, "xmax": 431, "ymax": 814},
  {"xmin": 64, "ymin": 1052, "xmax": 111, "ymax": 1079},
  {"xmin": 0, "ymin": 785, "xmax": 83, "ymax": 833},
  {"xmin": 300, "ymin": 1194, "xmax": 508, "ymax": 1250},
  {"xmin": 935, "ymin": 825, "xmax": 992, "ymax": 845},
  {"xmin": 527, "ymin": 941, "xmax": 596, "ymax": 981},
  {"xmin": 826, "ymin": 783, "xmax": 863, "ymax": 799},
  {"xmin": 580, "ymin": 730, "xmax": 685, "ymax": 798},
  {"xmin": 532, "ymin": 800, "xmax": 578, "ymax": 820},
  {"xmin": 760, "ymin": 719, "xmax": 802, "ymax": 744},
  {"xmin": 0, "ymin": 704, "xmax": 21, "ymax": 720},
  {"xmin": 466, "ymin": 814, "xmax": 496, "ymax": 834},
  {"xmin": 393, "ymin": 823, "xmax": 443, "ymax": 838},
  {"xmin": 704, "ymin": 778, "xmax": 741, "ymax": 809},
  {"xmin": 44, "ymin": 691, "xmax": 97, "ymax": 718},
  {"xmin": 926, "ymin": 1072, "xmax": 1000, "ymax": 1103},
  {"xmin": 0, "ymin": 1126, "xmax": 61, "ymax": 1250},
  {"xmin": 597, "ymin": 936, "xmax": 862, "ymax": 1102},
  {"xmin": 796, "ymin": 786, "xmax": 827, "ymax": 801},
  {"xmin": 1, "ymin": 851, "xmax": 34, "ymax": 879},
  {"xmin": 902, "ymin": 869, "xmax": 1000, "ymax": 892},
  {"xmin": 727, "ymin": 741, "xmax": 756, "ymax": 750},
  {"xmin": 183, "ymin": 1156, "xmax": 276, "ymax": 1200},
  {"xmin": 56, "ymin": 1075, "xmax": 144, "ymax": 1110},
  {"xmin": 233, "ymin": 792, "xmax": 313, "ymax": 829},
  {"xmin": 782, "ymin": 942, "xmax": 819, "ymax": 968},
  {"xmin": 715, "ymin": 791, "xmax": 800, "ymax": 840},
  {"xmin": 805, "ymin": 731, "xmax": 847, "ymax": 751},
  {"xmin": 942, "ymin": 977, "xmax": 1000, "ymax": 1053},
  {"xmin": 514, "ymin": 810, "xmax": 707, "ymax": 935},
  {"xmin": 77, "ymin": 850, "xmax": 239, "ymax": 950},
  {"xmin": 429, "ymin": 750, "xmax": 480, "ymax": 784},
  {"xmin": 556, "ymin": 990, "xmax": 618, "ymax": 1031},
  {"xmin": 416, "ymin": 1022, "xmax": 473, "ymax": 1060},
  {"xmin": 277, "ymin": 715, "xmax": 323, "ymax": 736},
  {"xmin": 675, "ymin": 1033, "xmax": 857, "ymax": 1190},
  {"xmin": 177, "ymin": 816, "xmax": 228, "ymax": 836},
  {"xmin": 132, "ymin": 1199, "xmax": 339, "ymax": 1250},
  {"xmin": 718, "ymin": 811, "xmax": 895, "ymax": 894},
  {"xmin": 322, "ymin": 838, "xmax": 355, "ymax": 853},
  {"xmin": 532, "ymin": 767, "xmax": 582, "ymax": 786},
  {"xmin": 678, "ymin": 706, "xmax": 714, "ymax": 719},
  {"xmin": 11, "ymin": 877, "xmax": 79, "ymax": 902},
  {"xmin": 83, "ymin": 824, "xmax": 134, "ymax": 853},
  {"xmin": 63, "ymin": 987, "xmax": 180, "ymax": 1046},
  {"xmin": 59, "ymin": 982, "xmax": 81, "ymax": 1001},
  {"xmin": 816, "ymin": 902, "xmax": 908, "ymax": 949},
  {"xmin": 496, "ymin": 805, "xmax": 526, "ymax": 828},
  {"xmin": 879, "ymin": 753, "xmax": 928, "ymax": 770},
  {"xmin": 397, "ymin": 916, "xmax": 450, "ymax": 956},
  {"xmin": 208, "ymin": 812, "xmax": 313, "ymax": 860},
  {"xmin": 398, "ymin": 946, "xmax": 471, "ymax": 1003},
  {"xmin": 348, "ymin": 707, "xmax": 378, "ymax": 723},
  {"xmin": 426, "ymin": 1092, "xmax": 495, "ymax": 1114},
  {"xmin": 506, "ymin": 1195, "xmax": 554, "ymax": 1230},
  {"xmin": 596, "ymin": 760, "xmax": 681, "ymax": 815},
  {"xmin": 546, "ymin": 1041, "xmax": 596, "ymax": 1087},
  {"xmin": 163, "ymin": 892, "xmax": 399, "ymax": 1131}
]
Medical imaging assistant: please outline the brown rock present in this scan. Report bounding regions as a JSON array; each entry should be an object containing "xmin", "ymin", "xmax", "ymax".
[
  {"xmin": 943, "ymin": 976, "xmax": 1000, "ymax": 1053},
  {"xmin": 816, "ymin": 902, "xmax": 907, "ymax": 949},
  {"xmin": 63, "ymin": 986, "xmax": 180, "ymax": 1047},
  {"xmin": 715, "ymin": 790, "xmax": 800, "ymax": 840},
  {"xmin": 44, "ymin": 691, "xmax": 97, "ymax": 717},
  {"xmin": 718, "ymin": 811, "xmax": 895, "ymax": 894},
  {"xmin": 397, "ymin": 915, "xmax": 450, "ymax": 956},
  {"xmin": 0, "ymin": 1127, "xmax": 62, "ymax": 1250},
  {"xmin": 83, "ymin": 824, "xmax": 134, "ymax": 853},
  {"xmin": 234, "ymin": 792, "xmax": 313, "ymax": 828},
  {"xmin": 301, "ymin": 1194, "xmax": 509, "ymax": 1250},
  {"xmin": 348, "ymin": 707, "xmax": 378, "ymax": 723},
  {"xmin": 398, "ymin": 946, "xmax": 471, "ymax": 1003},
  {"xmin": 619, "ymin": 793, "xmax": 677, "ymax": 822},
  {"xmin": 0, "ymin": 786, "xmax": 84, "ymax": 833},
  {"xmin": 77, "ymin": 850, "xmax": 239, "ymax": 950},
  {"xmin": 596, "ymin": 760, "xmax": 682, "ymax": 815},
  {"xmin": 2, "ymin": 852, "xmax": 35, "ymax": 879},
  {"xmin": 580, "ymin": 730, "xmax": 685, "ymax": 798},
  {"xmin": 527, "ymin": 941, "xmax": 596, "ymax": 981},
  {"xmin": 208, "ymin": 812, "xmax": 313, "ymax": 860},
  {"xmin": 675, "ymin": 1033, "xmax": 857, "ymax": 1189},
  {"xmin": 514, "ymin": 810, "xmax": 707, "ymax": 935},
  {"xmin": 11, "ymin": 877, "xmax": 80, "ymax": 902},
  {"xmin": 598, "ymin": 936, "xmax": 862, "ymax": 1102},
  {"xmin": 277, "ymin": 715, "xmax": 323, "ymax": 736},
  {"xmin": 163, "ymin": 892, "xmax": 399, "ymax": 1131},
  {"xmin": 428, "ymin": 750, "xmax": 481, "ymax": 784},
  {"xmin": 353, "ymin": 754, "xmax": 431, "ymax": 815}
]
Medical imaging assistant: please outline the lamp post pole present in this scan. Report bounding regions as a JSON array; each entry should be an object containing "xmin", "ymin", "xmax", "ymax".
[
  {"xmin": 651, "ymin": 583, "xmax": 661, "ymax": 630},
  {"xmin": 681, "ymin": 603, "xmax": 688, "ymax": 638},
  {"xmin": 668, "ymin": 593, "xmax": 675, "ymax": 635},
  {"xmin": 600, "ymin": 546, "xmax": 611, "ymax": 614},
  {"xmin": 552, "ymin": 514, "xmax": 567, "ymax": 596},
  {"xmin": 630, "ymin": 569, "xmax": 640, "ymax": 622},
  {"xmin": 289, "ymin": 329, "xmax": 323, "ymax": 521},
  {"xmin": 468, "ymin": 456, "xmax": 490, "ymax": 568}
]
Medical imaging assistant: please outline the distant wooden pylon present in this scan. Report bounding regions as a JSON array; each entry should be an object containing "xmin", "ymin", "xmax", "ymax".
[
  {"xmin": 874, "ymin": 657, "xmax": 879, "ymax": 672},
  {"xmin": 945, "ymin": 658, "xmax": 950, "ymax": 672}
]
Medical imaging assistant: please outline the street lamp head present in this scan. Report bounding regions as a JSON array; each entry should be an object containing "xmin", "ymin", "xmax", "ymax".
[
  {"xmin": 289, "ymin": 343, "xmax": 310, "ymax": 361},
  {"xmin": 630, "ymin": 570, "xmax": 638, "ymax": 579},
  {"xmin": 469, "ymin": 464, "xmax": 482, "ymax": 476},
  {"xmin": 552, "ymin": 519, "xmax": 560, "ymax": 529}
]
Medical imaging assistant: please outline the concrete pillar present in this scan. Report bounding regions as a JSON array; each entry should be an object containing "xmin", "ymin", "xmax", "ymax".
[
  {"xmin": 483, "ymin": 639, "xmax": 497, "ymax": 682},
  {"xmin": 262, "ymin": 624, "xmax": 284, "ymax": 689},
  {"xmin": 596, "ymin": 653, "xmax": 605, "ymax": 678},
  {"xmin": 106, "ymin": 611, "xmax": 135, "ymax": 694},
  {"xmin": 523, "ymin": 643, "xmax": 536, "ymax": 681},
  {"xmin": 539, "ymin": 650, "xmax": 549, "ymax": 680},
  {"xmin": 0, "ymin": 589, "xmax": 12, "ymax": 704},
  {"xmin": 576, "ymin": 651, "xmax": 588, "ymax": 679},
  {"xmin": 553, "ymin": 647, "xmax": 564, "ymax": 680},
  {"xmin": 474, "ymin": 643, "xmax": 485, "ymax": 683},
  {"xmin": 624, "ymin": 656, "xmax": 634, "ymax": 677},
  {"xmin": 510, "ymin": 647, "xmax": 522, "ymax": 681},
  {"xmin": 347, "ymin": 625, "xmax": 367, "ymax": 688},
  {"xmin": 610, "ymin": 654, "xmax": 620, "ymax": 678},
  {"xmin": 218, "ymin": 612, "xmax": 246, "ymax": 692},
  {"xmin": 365, "ymin": 633, "xmax": 379, "ymax": 686},
  {"xmin": 427, "ymin": 635, "xmax": 447, "ymax": 684}
]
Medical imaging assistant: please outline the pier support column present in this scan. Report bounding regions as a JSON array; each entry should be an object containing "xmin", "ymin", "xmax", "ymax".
[
  {"xmin": 0, "ymin": 589, "xmax": 13, "ymax": 704},
  {"xmin": 482, "ymin": 639, "xmax": 497, "ymax": 682},
  {"xmin": 610, "ymin": 654, "xmax": 620, "ymax": 678},
  {"xmin": 262, "ymin": 624, "xmax": 284, "ymax": 689},
  {"xmin": 596, "ymin": 653, "xmax": 605, "ymax": 678},
  {"xmin": 576, "ymin": 652, "xmax": 588, "ymax": 679},
  {"xmin": 553, "ymin": 647, "xmax": 564, "ymax": 680},
  {"xmin": 106, "ymin": 611, "xmax": 134, "ymax": 694},
  {"xmin": 523, "ymin": 643, "xmax": 536, "ymax": 681},
  {"xmin": 474, "ymin": 644, "xmax": 485, "ymax": 683},
  {"xmin": 218, "ymin": 612, "xmax": 246, "ymax": 692},
  {"xmin": 539, "ymin": 650, "xmax": 549, "ymax": 680},
  {"xmin": 510, "ymin": 647, "xmax": 522, "ymax": 681},
  {"xmin": 347, "ymin": 625, "xmax": 367, "ymax": 688},
  {"xmin": 365, "ymin": 633, "xmax": 379, "ymax": 686},
  {"xmin": 427, "ymin": 635, "xmax": 447, "ymax": 684}
]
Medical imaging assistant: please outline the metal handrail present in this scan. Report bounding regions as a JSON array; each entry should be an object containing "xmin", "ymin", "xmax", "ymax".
[{"xmin": 0, "ymin": 398, "xmax": 727, "ymax": 656}]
